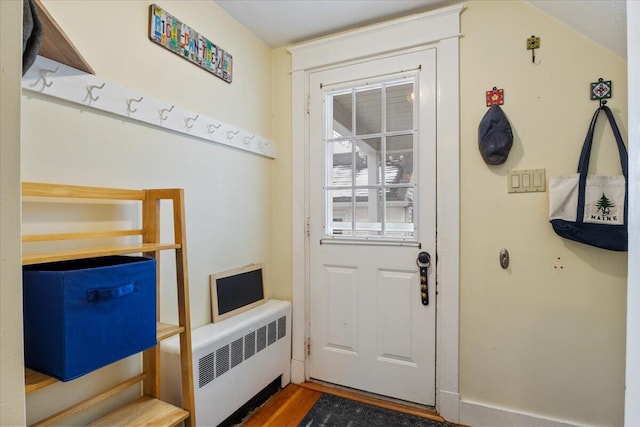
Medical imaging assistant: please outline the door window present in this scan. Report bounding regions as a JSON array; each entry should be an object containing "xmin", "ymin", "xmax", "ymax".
[{"xmin": 324, "ymin": 78, "xmax": 417, "ymax": 241}]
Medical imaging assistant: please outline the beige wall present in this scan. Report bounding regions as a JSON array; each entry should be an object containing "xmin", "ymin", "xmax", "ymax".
[
  {"xmin": 21, "ymin": 0, "xmax": 274, "ymax": 423},
  {"xmin": 0, "ymin": 0, "xmax": 26, "ymax": 425},
  {"xmin": 270, "ymin": 46, "xmax": 293, "ymax": 300},
  {"xmin": 41, "ymin": 1, "xmax": 271, "ymax": 137},
  {"xmin": 460, "ymin": 1, "xmax": 627, "ymax": 425}
]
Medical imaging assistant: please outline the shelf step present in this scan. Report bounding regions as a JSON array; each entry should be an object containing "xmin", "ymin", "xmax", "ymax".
[
  {"xmin": 22, "ymin": 243, "xmax": 180, "ymax": 265},
  {"xmin": 88, "ymin": 396, "xmax": 189, "ymax": 426},
  {"xmin": 25, "ymin": 369, "xmax": 58, "ymax": 394},
  {"xmin": 157, "ymin": 322, "xmax": 184, "ymax": 341}
]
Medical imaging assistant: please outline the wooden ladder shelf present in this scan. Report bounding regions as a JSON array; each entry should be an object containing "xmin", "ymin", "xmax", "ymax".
[{"xmin": 22, "ymin": 182, "xmax": 195, "ymax": 426}]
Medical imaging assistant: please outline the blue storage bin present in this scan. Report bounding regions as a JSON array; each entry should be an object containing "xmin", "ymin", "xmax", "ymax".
[{"xmin": 23, "ymin": 256, "xmax": 157, "ymax": 381}]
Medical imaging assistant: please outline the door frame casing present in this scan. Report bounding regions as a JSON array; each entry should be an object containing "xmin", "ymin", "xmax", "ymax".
[{"xmin": 288, "ymin": 5, "xmax": 463, "ymax": 422}]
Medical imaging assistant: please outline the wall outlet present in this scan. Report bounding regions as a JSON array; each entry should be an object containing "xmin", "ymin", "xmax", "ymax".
[{"xmin": 507, "ymin": 168, "xmax": 546, "ymax": 193}]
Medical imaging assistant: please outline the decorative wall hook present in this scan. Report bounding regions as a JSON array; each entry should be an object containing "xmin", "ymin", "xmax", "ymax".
[
  {"xmin": 526, "ymin": 35, "xmax": 540, "ymax": 64},
  {"xmin": 39, "ymin": 67, "xmax": 59, "ymax": 87},
  {"xmin": 160, "ymin": 105, "xmax": 174, "ymax": 121},
  {"xmin": 227, "ymin": 130, "xmax": 239, "ymax": 139},
  {"xmin": 590, "ymin": 77, "xmax": 612, "ymax": 107},
  {"xmin": 243, "ymin": 134, "xmax": 256, "ymax": 144},
  {"xmin": 486, "ymin": 87, "xmax": 504, "ymax": 106},
  {"xmin": 207, "ymin": 123, "xmax": 221, "ymax": 134},
  {"xmin": 126, "ymin": 96, "xmax": 144, "ymax": 113},
  {"xmin": 87, "ymin": 83, "xmax": 106, "ymax": 101},
  {"xmin": 185, "ymin": 114, "xmax": 199, "ymax": 129}
]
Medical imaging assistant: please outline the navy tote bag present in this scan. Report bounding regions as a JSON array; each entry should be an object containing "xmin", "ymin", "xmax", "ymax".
[{"xmin": 548, "ymin": 106, "xmax": 628, "ymax": 251}]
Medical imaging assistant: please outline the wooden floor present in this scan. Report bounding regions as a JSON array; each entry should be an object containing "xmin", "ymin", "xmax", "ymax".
[{"xmin": 243, "ymin": 382, "xmax": 465, "ymax": 426}]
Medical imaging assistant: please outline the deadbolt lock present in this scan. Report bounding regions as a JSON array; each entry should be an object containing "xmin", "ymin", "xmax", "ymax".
[{"xmin": 417, "ymin": 251, "xmax": 431, "ymax": 306}]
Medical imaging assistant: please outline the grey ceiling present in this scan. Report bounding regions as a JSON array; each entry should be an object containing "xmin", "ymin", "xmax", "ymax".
[{"xmin": 215, "ymin": 0, "xmax": 627, "ymax": 57}]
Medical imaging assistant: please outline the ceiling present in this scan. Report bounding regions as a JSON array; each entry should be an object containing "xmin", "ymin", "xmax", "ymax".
[{"xmin": 214, "ymin": 0, "xmax": 627, "ymax": 57}]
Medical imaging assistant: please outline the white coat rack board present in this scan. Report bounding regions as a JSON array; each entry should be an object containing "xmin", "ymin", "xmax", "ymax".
[{"xmin": 21, "ymin": 56, "xmax": 276, "ymax": 159}]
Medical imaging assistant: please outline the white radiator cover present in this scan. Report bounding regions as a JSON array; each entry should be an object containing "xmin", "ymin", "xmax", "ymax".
[{"xmin": 161, "ymin": 300, "xmax": 291, "ymax": 426}]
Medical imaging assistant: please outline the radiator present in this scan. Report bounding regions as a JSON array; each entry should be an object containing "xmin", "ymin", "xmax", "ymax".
[{"xmin": 160, "ymin": 299, "xmax": 291, "ymax": 426}]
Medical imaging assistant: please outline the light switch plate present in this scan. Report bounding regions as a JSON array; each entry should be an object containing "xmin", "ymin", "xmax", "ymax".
[{"xmin": 507, "ymin": 168, "xmax": 546, "ymax": 193}]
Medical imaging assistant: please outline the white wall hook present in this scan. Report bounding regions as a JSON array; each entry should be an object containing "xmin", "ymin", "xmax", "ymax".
[
  {"xmin": 126, "ymin": 96, "xmax": 144, "ymax": 113},
  {"xmin": 185, "ymin": 114, "xmax": 199, "ymax": 129},
  {"xmin": 39, "ymin": 67, "xmax": 59, "ymax": 88},
  {"xmin": 258, "ymin": 140, "xmax": 267, "ymax": 150},
  {"xmin": 160, "ymin": 105, "xmax": 174, "ymax": 121},
  {"xmin": 87, "ymin": 82, "xmax": 106, "ymax": 101},
  {"xmin": 22, "ymin": 57, "xmax": 276, "ymax": 158}
]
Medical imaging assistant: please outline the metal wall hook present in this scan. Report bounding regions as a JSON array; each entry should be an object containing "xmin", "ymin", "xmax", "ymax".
[
  {"xmin": 23, "ymin": 57, "xmax": 275, "ymax": 159},
  {"xmin": 160, "ymin": 105, "xmax": 174, "ymax": 121},
  {"xmin": 39, "ymin": 67, "xmax": 59, "ymax": 87},
  {"xmin": 87, "ymin": 82, "xmax": 106, "ymax": 101},
  {"xmin": 258, "ymin": 140, "xmax": 271, "ymax": 150},
  {"xmin": 243, "ymin": 134, "xmax": 256, "ymax": 144},
  {"xmin": 591, "ymin": 77, "xmax": 612, "ymax": 107},
  {"xmin": 486, "ymin": 86, "xmax": 504, "ymax": 106},
  {"xmin": 526, "ymin": 35, "xmax": 541, "ymax": 64},
  {"xmin": 126, "ymin": 96, "xmax": 144, "ymax": 113},
  {"xmin": 185, "ymin": 114, "xmax": 199, "ymax": 129}
]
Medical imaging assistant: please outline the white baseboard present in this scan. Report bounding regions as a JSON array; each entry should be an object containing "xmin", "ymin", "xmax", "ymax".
[
  {"xmin": 290, "ymin": 358, "xmax": 305, "ymax": 384},
  {"xmin": 438, "ymin": 390, "xmax": 460, "ymax": 423},
  {"xmin": 460, "ymin": 399, "xmax": 587, "ymax": 427}
]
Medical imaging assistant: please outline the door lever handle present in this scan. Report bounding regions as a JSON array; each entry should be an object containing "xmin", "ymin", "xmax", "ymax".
[{"xmin": 416, "ymin": 252, "xmax": 431, "ymax": 305}]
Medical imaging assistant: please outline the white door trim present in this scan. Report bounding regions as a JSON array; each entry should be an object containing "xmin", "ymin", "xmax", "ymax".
[{"xmin": 289, "ymin": 5, "xmax": 462, "ymax": 422}]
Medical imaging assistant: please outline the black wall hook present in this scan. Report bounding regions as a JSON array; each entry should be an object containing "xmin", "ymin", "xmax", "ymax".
[{"xmin": 590, "ymin": 77, "xmax": 612, "ymax": 107}]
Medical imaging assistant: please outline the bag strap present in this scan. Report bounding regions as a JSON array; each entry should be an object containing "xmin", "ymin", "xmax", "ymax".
[
  {"xmin": 576, "ymin": 106, "xmax": 628, "ymax": 177},
  {"xmin": 575, "ymin": 105, "xmax": 628, "ymax": 224},
  {"xmin": 576, "ymin": 108, "xmax": 603, "ymax": 173}
]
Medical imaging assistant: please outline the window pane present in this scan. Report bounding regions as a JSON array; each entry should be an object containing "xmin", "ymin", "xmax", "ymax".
[
  {"xmin": 329, "ymin": 140, "xmax": 353, "ymax": 187},
  {"xmin": 355, "ymin": 138, "xmax": 381, "ymax": 186},
  {"xmin": 386, "ymin": 82, "xmax": 414, "ymax": 132},
  {"xmin": 386, "ymin": 199, "xmax": 415, "ymax": 238},
  {"xmin": 332, "ymin": 92, "xmax": 353, "ymax": 136},
  {"xmin": 386, "ymin": 135, "xmax": 414, "ymax": 187},
  {"xmin": 328, "ymin": 189, "xmax": 353, "ymax": 236},
  {"xmin": 355, "ymin": 188, "xmax": 382, "ymax": 237},
  {"xmin": 324, "ymin": 78, "xmax": 418, "ymax": 242},
  {"xmin": 355, "ymin": 87, "xmax": 381, "ymax": 135}
]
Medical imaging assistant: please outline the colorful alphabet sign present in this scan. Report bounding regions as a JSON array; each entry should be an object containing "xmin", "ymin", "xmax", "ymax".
[{"xmin": 149, "ymin": 4, "xmax": 233, "ymax": 83}]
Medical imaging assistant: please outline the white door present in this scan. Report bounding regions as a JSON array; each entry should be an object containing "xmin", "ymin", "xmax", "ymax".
[{"xmin": 308, "ymin": 48, "xmax": 437, "ymax": 405}]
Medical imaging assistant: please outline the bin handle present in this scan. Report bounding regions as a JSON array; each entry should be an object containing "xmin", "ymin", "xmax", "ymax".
[{"xmin": 86, "ymin": 283, "xmax": 139, "ymax": 302}]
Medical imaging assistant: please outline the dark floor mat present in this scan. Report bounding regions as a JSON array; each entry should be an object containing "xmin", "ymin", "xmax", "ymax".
[{"xmin": 299, "ymin": 393, "xmax": 456, "ymax": 427}]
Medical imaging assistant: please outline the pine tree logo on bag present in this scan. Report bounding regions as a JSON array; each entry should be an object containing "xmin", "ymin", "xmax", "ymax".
[{"xmin": 592, "ymin": 193, "xmax": 617, "ymax": 221}]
